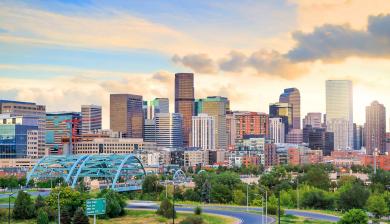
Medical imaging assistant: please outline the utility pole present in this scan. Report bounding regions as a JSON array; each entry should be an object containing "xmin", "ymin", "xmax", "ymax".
[
  {"xmin": 278, "ymin": 191, "xmax": 281, "ymax": 224},
  {"xmin": 246, "ymin": 183, "xmax": 249, "ymax": 212},
  {"xmin": 57, "ymin": 192, "xmax": 61, "ymax": 224},
  {"xmin": 297, "ymin": 176, "xmax": 299, "ymax": 210}
]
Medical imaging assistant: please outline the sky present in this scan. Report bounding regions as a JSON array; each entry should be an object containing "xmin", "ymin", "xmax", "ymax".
[{"xmin": 1, "ymin": 0, "xmax": 390, "ymax": 129}]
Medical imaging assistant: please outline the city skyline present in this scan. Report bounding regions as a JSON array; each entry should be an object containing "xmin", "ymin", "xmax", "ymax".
[{"xmin": 1, "ymin": 1, "xmax": 390, "ymax": 129}]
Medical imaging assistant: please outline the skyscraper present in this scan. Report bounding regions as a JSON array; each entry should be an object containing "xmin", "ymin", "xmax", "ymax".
[
  {"xmin": 155, "ymin": 113, "xmax": 183, "ymax": 148},
  {"xmin": 269, "ymin": 102, "xmax": 293, "ymax": 136},
  {"xmin": 353, "ymin": 123, "xmax": 363, "ymax": 150},
  {"xmin": 145, "ymin": 98, "xmax": 169, "ymax": 119},
  {"xmin": 307, "ymin": 127, "xmax": 334, "ymax": 156},
  {"xmin": 364, "ymin": 101, "xmax": 386, "ymax": 154},
  {"xmin": 81, "ymin": 105, "xmax": 102, "ymax": 134},
  {"xmin": 110, "ymin": 94, "xmax": 144, "ymax": 138},
  {"xmin": 192, "ymin": 113, "xmax": 215, "ymax": 150},
  {"xmin": 0, "ymin": 100, "xmax": 46, "ymax": 157},
  {"xmin": 269, "ymin": 117, "xmax": 285, "ymax": 143},
  {"xmin": 326, "ymin": 80, "xmax": 353, "ymax": 150},
  {"xmin": 303, "ymin": 113, "xmax": 322, "ymax": 129},
  {"xmin": 175, "ymin": 73, "xmax": 194, "ymax": 147},
  {"xmin": 279, "ymin": 88, "xmax": 301, "ymax": 129},
  {"xmin": 195, "ymin": 96, "xmax": 228, "ymax": 149},
  {"xmin": 226, "ymin": 112, "xmax": 237, "ymax": 150}
]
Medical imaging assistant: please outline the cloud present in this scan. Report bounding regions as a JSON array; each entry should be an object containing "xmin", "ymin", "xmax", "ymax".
[
  {"xmin": 219, "ymin": 51, "xmax": 247, "ymax": 72},
  {"xmin": 172, "ymin": 54, "xmax": 217, "ymax": 74},
  {"xmin": 287, "ymin": 14, "xmax": 390, "ymax": 62}
]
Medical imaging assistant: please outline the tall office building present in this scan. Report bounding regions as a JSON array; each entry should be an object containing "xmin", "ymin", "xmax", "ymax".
[
  {"xmin": 353, "ymin": 123, "xmax": 364, "ymax": 150},
  {"xmin": 279, "ymin": 88, "xmax": 301, "ymax": 129},
  {"xmin": 81, "ymin": 105, "xmax": 102, "ymax": 134},
  {"xmin": 303, "ymin": 113, "xmax": 322, "ymax": 129},
  {"xmin": 286, "ymin": 129, "xmax": 303, "ymax": 144},
  {"xmin": 46, "ymin": 112, "xmax": 81, "ymax": 155},
  {"xmin": 175, "ymin": 73, "xmax": 194, "ymax": 147},
  {"xmin": 326, "ymin": 80, "xmax": 353, "ymax": 150},
  {"xmin": 191, "ymin": 113, "xmax": 215, "ymax": 150},
  {"xmin": 195, "ymin": 96, "xmax": 228, "ymax": 149},
  {"xmin": 307, "ymin": 128, "xmax": 334, "ymax": 156},
  {"xmin": 145, "ymin": 98, "xmax": 169, "ymax": 119},
  {"xmin": 364, "ymin": 101, "xmax": 386, "ymax": 154},
  {"xmin": 226, "ymin": 112, "xmax": 236, "ymax": 150},
  {"xmin": 155, "ymin": 113, "xmax": 183, "ymax": 148},
  {"xmin": 269, "ymin": 118, "xmax": 285, "ymax": 143},
  {"xmin": 0, "ymin": 100, "xmax": 46, "ymax": 157},
  {"xmin": 235, "ymin": 112, "xmax": 269, "ymax": 139},
  {"xmin": 110, "ymin": 94, "xmax": 144, "ymax": 138},
  {"xmin": 269, "ymin": 102, "xmax": 293, "ymax": 136},
  {"xmin": 0, "ymin": 115, "xmax": 38, "ymax": 158}
]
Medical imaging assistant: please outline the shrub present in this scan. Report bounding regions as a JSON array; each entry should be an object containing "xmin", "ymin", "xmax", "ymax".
[
  {"xmin": 13, "ymin": 190, "xmax": 35, "ymax": 219},
  {"xmin": 35, "ymin": 195, "xmax": 46, "ymax": 212},
  {"xmin": 98, "ymin": 189, "xmax": 126, "ymax": 218},
  {"xmin": 60, "ymin": 207, "xmax": 72, "ymax": 224},
  {"xmin": 267, "ymin": 203, "xmax": 285, "ymax": 216},
  {"xmin": 338, "ymin": 209, "xmax": 368, "ymax": 224},
  {"xmin": 179, "ymin": 215, "xmax": 204, "ymax": 224},
  {"xmin": 194, "ymin": 206, "xmax": 202, "ymax": 215},
  {"xmin": 72, "ymin": 207, "xmax": 89, "ymax": 224},
  {"xmin": 36, "ymin": 209, "xmax": 49, "ymax": 224},
  {"xmin": 302, "ymin": 188, "xmax": 334, "ymax": 209},
  {"xmin": 156, "ymin": 198, "xmax": 176, "ymax": 219}
]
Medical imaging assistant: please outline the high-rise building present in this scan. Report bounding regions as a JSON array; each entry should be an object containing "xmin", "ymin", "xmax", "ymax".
[
  {"xmin": 353, "ymin": 123, "xmax": 364, "ymax": 150},
  {"xmin": 235, "ymin": 112, "xmax": 269, "ymax": 139},
  {"xmin": 145, "ymin": 98, "xmax": 169, "ymax": 119},
  {"xmin": 0, "ymin": 115, "xmax": 38, "ymax": 158},
  {"xmin": 110, "ymin": 94, "xmax": 144, "ymax": 138},
  {"xmin": 175, "ymin": 73, "xmax": 194, "ymax": 147},
  {"xmin": 81, "ymin": 105, "xmax": 102, "ymax": 134},
  {"xmin": 155, "ymin": 113, "xmax": 183, "ymax": 148},
  {"xmin": 269, "ymin": 102, "xmax": 292, "ymax": 136},
  {"xmin": 269, "ymin": 118, "xmax": 285, "ymax": 143},
  {"xmin": 364, "ymin": 101, "xmax": 386, "ymax": 154},
  {"xmin": 326, "ymin": 80, "xmax": 353, "ymax": 150},
  {"xmin": 195, "ymin": 96, "xmax": 228, "ymax": 149},
  {"xmin": 46, "ymin": 112, "xmax": 81, "ymax": 155},
  {"xmin": 303, "ymin": 113, "xmax": 322, "ymax": 129},
  {"xmin": 143, "ymin": 119, "xmax": 156, "ymax": 143},
  {"xmin": 0, "ymin": 100, "xmax": 46, "ymax": 157},
  {"xmin": 286, "ymin": 129, "xmax": 303, "ymax": 144},
  {"xmin": 191, "ymin": 113, "xmax": 215, "ymax": 150},
  {"xmin": 226, "ymin": 112, "xmax": 236, "ymax": 150},
  {"xmin": 279, "ymin": 88, "xmax": 301, "ymax": 129},
  {"xmin": 307, "ymin": 127, "xmax": 334, "ymax": 156}
]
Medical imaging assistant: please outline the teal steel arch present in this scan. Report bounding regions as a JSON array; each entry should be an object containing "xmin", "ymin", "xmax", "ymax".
[{"xmin": 26, "ymin": 154, "xmax": 146, "ymax": 192}]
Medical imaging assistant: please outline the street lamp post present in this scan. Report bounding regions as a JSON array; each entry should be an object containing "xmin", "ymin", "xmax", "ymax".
[
  {"xmin": 246, "ymin": 183, "xmax": 249, "ymax": 212},
  {"xmin": 278, "ymin": 191, "xmax": 281, "ymax": 224},
  {"xmin": 297, "ymin": 176, "xmax": 299, "ymax": 210},
  {"xmin": 57, "ymin": 192, "xmax": 61, "ymax": 224},
  {"xmin": 172, "ymin": 184, "xmax": 175, "ymax": 224},
  {"xmin": 8, "ymin": 192, "xmax": 16, "ymax": 224}
]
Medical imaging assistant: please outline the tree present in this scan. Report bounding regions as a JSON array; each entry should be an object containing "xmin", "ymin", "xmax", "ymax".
[
  {"xmin": 157, "ymin": 198, "xmax": 176, "ymax": 219},
  {"xmin": 35, "ymin": 195, "xmax": 46, "ymax": 212},
  {"xmin": 36, "ymin": 208, "xmax": 49, "ymax": 224},
  {"xmin": 142, "ymin": 174, "xmax": 164, "ymax": 194},
  {"xmin": 194, "ymin": 206, "xmax": 202, "ymax": 215},
  {"xmin": 13, "ymin": 190, "xmax": 35, "ymax": 219},
  {"xmin": 302, "ymin": 188, "xmax": 334, "ymax": 209},
  {"xmin": 60, "ymin": 207, "xmax": 72, "ymax": 224},
  {"xmin": 366, "ymin": 194, "xmax": 389, "ymax": 219},
  {"xmin": 338, "ymin": 182, "xmax": 370, "ymax": 211},
  {"xmin": 72, "ymin": 207, "xmax": 89, "ymax": 224},
  {"xmin": 46, "ymin": 186, "xmax": 85, "ymax": 216},
  {"xmin": 302, "ymin": 166, "xmax": 331, "ymax": 190},
  {"xmin": 232, "ymin": 190, "xmax": 246, "ymax": 205},
  {"xmin": 338, "ymin": 209, "xmax": 368, "ymax": 224},
  {"xmin": 183, "ymin": 189, "xmax": 201, "ymax": 202},
  {"xmin": 98, "ymin": 189, "xmax": 126, "ymax": 218}
]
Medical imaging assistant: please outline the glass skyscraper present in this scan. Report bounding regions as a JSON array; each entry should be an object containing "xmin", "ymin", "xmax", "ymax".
[
  {"xmin": 326, "ymin": 80, "xmax": 353, "ymax": 150},
  {"xmin": 279, "ymin": 88, "xmax": 301, "ymax": 129},
  {"xmin": 155, "ymin": 113, "xmax": 183, "ymax": 148},
  {"xmin": 81, "ymin": 105, "xmax": 102, "ymax": 134},
  {"xmin": 269, "ymin": 102, "xmax": 293, "ymax": 136},
  {"xmin": 175, "ymin": 73, "xmax": 194, "ymax": 147}
]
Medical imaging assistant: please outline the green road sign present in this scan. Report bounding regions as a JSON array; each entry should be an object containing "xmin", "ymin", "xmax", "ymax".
[{"xmin": 86, "ymin": 198, "xmax": 106, "ymax": 216}]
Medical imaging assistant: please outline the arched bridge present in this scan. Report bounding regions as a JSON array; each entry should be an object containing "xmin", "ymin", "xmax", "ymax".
[{"xmin": 26, "ymin": 154, "xmax": 146, "ymax": 192}]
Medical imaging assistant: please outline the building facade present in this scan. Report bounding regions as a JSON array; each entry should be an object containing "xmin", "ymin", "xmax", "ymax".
[
  {"xmin": 110, "ymin": 94, "xmax": 144, "ymax": 138},
  {"xmin": 303, "ymin": 112, "xmax": 322, "ymax": 128},
  {"xmin": 364, "ymin": 101, "xmax": 386, "ymax": 154},
  {"xmin": 191, "ymin": 113, "xmax": 215, "ymax": 150},
  {"xmin": 279, "ymin": 88, "xmax": 301, "ymax": 129},
  {"xmin": 235, "ymin": 112, "xmax": 269, "ymax": 140},
  {"xmin": 155, "ymin": 113, "xmax": 183, "ymax": 148},
  {"xmin": 226, "ymin": 112, "xmax": 236, "ymax": 150},
  {"xmin": 353, "ymin": 123, "xmax": 364, "ymax": 150},
  {"xmin": 0, "ymin": 115, "xmax": 38, "ymax": 158},
  {"xmin": 81, "ymin": 105, "xmax": 102, "ymax": 134},
  {"xmin": 286, "ymin": 129, "xmax": 303, "ymax": 144},
  {"xmin": 175, "ymin": 73, "xmax": 194, "ymax": 147},
  {"xmin": 72, "ymin": 138, "xmax": 157, "ymax": 154},
  {"xmin": 46, "ymin": 112, "xmax": 81, "ymax": 155},
  {"xmin": 269, "ymin": 118, "xmax": 285, "ymax": 143},
  {"xmin": 0, "ymin": 100, "xmax": 46, "ymax": 157},
  {"xmin": 326, "ymin": 80, "xmax": 353, "ymax": 150},
  {"xmin": 269, "ymin": 102, "xmax": 292, "ymax": 136}
]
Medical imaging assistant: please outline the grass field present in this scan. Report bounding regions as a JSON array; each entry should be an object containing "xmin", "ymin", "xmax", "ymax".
[
  {"xmin": 0, "ymin": 209, "xmax": 237, "ymax": 224},
  {"xmin": 280, "ymin": 214, "xmax": 333, "ymax": 224}
]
